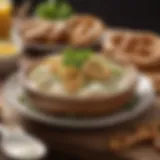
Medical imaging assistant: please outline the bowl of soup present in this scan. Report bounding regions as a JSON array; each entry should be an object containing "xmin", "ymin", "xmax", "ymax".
[{"xmin": 20, "ymin": 48, "xmax": 138, "ymax": 117}]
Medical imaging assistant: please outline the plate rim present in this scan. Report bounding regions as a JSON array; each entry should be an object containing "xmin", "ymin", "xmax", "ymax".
[{"xmin": 3, "ymin": 74, "xmax": 155, "ymax": 129}]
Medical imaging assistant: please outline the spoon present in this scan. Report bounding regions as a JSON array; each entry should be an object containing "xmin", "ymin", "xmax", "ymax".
[{"xmin": 0, "ymin": 125, "xmax": 47, "ymax": 160}]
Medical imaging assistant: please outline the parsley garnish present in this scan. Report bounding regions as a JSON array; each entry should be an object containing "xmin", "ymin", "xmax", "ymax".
[{"xmin": 63, "ymin": 48, "xmax": 93, "ymax": 68}]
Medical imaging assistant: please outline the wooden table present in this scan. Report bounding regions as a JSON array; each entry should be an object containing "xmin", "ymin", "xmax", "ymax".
[{"xmin": 0, "ymin": 151, "xmax": 78, "ymax": 160}]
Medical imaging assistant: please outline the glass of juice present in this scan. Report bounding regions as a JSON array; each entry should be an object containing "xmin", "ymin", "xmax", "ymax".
[{"xmin": 0, "ymin": 0, "xmax": 12, "ymax": 38}]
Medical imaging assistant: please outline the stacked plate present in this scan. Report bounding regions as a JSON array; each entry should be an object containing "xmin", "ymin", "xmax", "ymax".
[{"xmin": 3, "ymin": 74, "xmax": 155, "ymax": 129}]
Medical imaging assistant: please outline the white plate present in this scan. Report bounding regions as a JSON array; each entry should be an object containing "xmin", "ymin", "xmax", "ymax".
[{"xmin": 3, "ymin": 74, "xmax": 155, "ymax": 129}]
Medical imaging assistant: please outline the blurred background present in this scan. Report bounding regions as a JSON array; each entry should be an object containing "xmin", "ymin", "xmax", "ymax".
[{"xmin": 13, "ymin": 0, "xmax": 160, "ymax": 33}]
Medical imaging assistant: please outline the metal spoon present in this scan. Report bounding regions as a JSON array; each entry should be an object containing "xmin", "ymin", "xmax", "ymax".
[{"xmin": 0, "ymin": 125, "xmax": 47, "ymax": 160}]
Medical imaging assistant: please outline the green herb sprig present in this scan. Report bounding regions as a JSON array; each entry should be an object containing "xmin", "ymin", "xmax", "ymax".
[
  {"xmin": 35, "ymin": 0, "xmax": 74, "ymax": 20},
  {"xmin": 63, "ymin": 48, "xmax": 93, "ymax": 68}
]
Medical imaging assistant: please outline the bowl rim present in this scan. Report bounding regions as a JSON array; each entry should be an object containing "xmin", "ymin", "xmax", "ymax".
[{"xmin": 19, "ymin": 54, "xmax": 138, "ymax": 102}]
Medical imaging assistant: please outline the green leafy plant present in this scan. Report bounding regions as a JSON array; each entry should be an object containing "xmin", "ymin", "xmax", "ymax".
[
  {"xmin": 35, "ymin": 2, "xmax": 57, "ymax": 19},
  {"xmin": 63, "ymin": 48, "xmax": 93, "ymax": 68},
  {"xmin": 35, "ymin": 0, "xmax": 74, "ymax": 20},
  {"xmin": 56, "ymin": 2, "xmax": 73, "ymax": 19}
]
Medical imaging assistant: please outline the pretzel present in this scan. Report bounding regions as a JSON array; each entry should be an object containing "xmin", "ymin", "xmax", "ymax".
[
  {"xmin": 130, "ymin": 36, "xmax": 160, "ymax": 68},
  {"xmin": 67, "ymin": 15, "xmax": 105, "ymax": 47},
  {"xmin": 102, "ymin": 30, "xmax": 160, "ymax": 69},
  {"xmin": 107, "ymin": 121, "xmax": 160, "ymax": 152},
  {"xmin": 46, "ymin": 21, "xmax": 67, "ymax": 44},
  {"xmin": 22, "ymin": 22, "xmax": 51, "ymax": 43},
  {"xmin": 19, "ymin": 19, "xmax": 67, "ymax": 44},
  {"xmin": 18, "ymin": 15, "xmax": 105, "ymax": 47}
]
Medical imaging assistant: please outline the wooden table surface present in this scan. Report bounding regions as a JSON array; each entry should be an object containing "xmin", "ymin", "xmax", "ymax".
[
  {"xmin": 1, "ymin": 56, "xmax": 160, "ymax": 160},
  {"xmin": 0, "ymin": 151, "xmax": 78, "ymax": 160}
]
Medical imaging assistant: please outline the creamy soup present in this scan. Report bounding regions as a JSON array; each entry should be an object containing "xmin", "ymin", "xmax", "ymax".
[{"xmin": 29, "ymin": 48, "xmax": 126, "ymax": 96}]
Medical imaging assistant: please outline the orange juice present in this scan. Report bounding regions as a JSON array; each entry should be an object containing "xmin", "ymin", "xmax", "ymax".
[
  {"xmin": 0, "ymin": 41, "xmax": 17, "ymax": 56},
  {"xmin": 0, "ymin": 0, "xmax": 12, "ymax": 38}
]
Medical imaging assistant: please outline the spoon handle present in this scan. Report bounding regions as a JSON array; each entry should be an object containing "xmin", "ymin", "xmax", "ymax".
[
  {"xmin": 0, "ymin": 125, "xmax": 6, "ymax": 135},
  {"xmin": 0, "ymin": 124, "xmax": 25, "ymax": 136}
]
